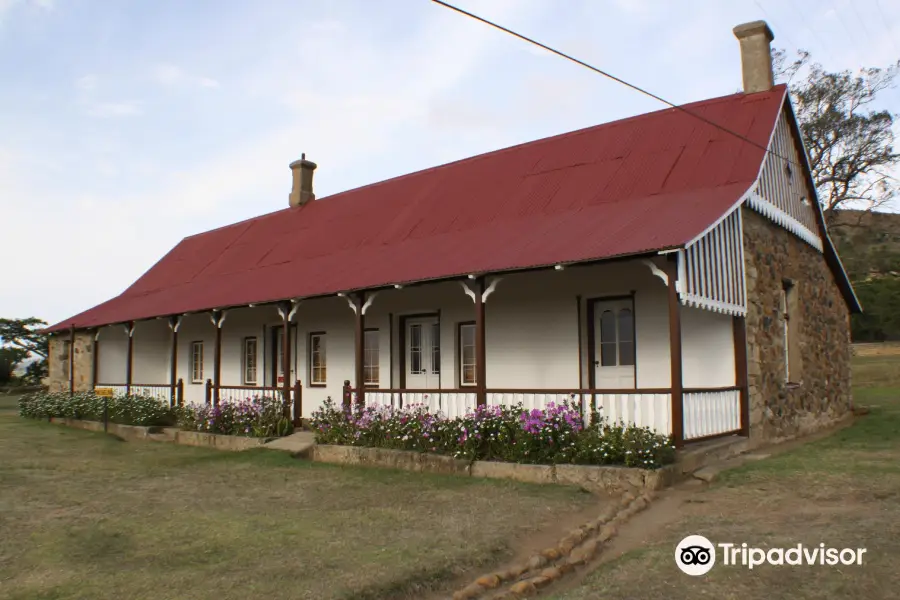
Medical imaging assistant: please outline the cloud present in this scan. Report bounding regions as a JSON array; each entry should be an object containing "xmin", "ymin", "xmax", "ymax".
[
  {"xmin": 85, "ymin": 101, "xmax": 142, "ymax": 118},
  {"xmin": 152, "ymin": 64, "xmax": 220, "ymax": 89},
  {"xmin": 73, "ymin": 74, "xmax": 143, "ymax": 118},
  {"xmin": 0, "ymin": 0, "xmax": 51, "ymax": 25},
  {"xmin": 76, "ymin": 74, "xmax": 98, "ymax": 91}
]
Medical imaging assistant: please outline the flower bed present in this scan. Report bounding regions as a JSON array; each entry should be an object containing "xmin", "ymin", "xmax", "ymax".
[
  {"xmin": 310, "ymin": 399, "xmax": 675, "ymax": 469},
  {"xmin": 18, "ymin": 391, "xmax": 176, "ymax": 427},
  {"xmin": 175, "ymin": 395, "xmax": 293, "ymax": 438}
]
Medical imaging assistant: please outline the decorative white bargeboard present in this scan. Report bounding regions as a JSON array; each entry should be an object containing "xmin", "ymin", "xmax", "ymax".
[
  {"xmin": 680, "ymin": 208, "xmax": 747, "ymax": 317},
  {"xmin": 747, "ymin": 109, "xmax": 823, "ymax": 251}
]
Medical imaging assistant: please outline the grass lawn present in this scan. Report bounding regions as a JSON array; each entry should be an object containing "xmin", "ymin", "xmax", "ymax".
[
  {"xmin": 0, "ymin": 395, "xmax": 599, "ymax": 600},
  {"xmin": 548, "ymin": 350, "xmax": 900, "ymax": 600}
]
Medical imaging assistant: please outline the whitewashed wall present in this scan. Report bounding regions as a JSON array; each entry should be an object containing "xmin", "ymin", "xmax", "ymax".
[
  {"xmin": 93, "ymin": 259, "xmax": 737, "ymax": 415},
  {"xmin": 681, "ymin": 306, "xmax": 736, "ymax": 388},
  {"xmin": 96, "ymin": 326, "xmax": 128, "ymax": 384},
  {"xmin": 132, "ymin": 320, "xmax": 168, "ymax": 384}
]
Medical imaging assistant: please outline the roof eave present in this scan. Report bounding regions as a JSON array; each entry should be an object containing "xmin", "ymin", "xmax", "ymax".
[{"xmin": 48, "ymin": 247, "xmax": 678, "ymax": 333}]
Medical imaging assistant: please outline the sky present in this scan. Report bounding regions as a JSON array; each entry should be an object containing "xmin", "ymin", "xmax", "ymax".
[{"xmin": 1, "ymin": 0, "xmax": 899, "ymax": 327}]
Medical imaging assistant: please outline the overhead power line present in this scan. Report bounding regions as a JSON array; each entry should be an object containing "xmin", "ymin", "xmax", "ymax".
[
  {"xmin": 430, "ymin": 0, "xmax": 801, "ymax": 168},
  {"xmin": 752, "ymin": 0, "xmax": 801, "ymax": 55},
  {"xmin": 780, "ymin": 0, "xmax": 839, "ymax": 65},
  {"xmin": 873, "ymin": 0, "xmax": 900, "ymax": 56},
  {"xmin": 824, "ymin": 0, "xmax": 867, "ymax": 67}
]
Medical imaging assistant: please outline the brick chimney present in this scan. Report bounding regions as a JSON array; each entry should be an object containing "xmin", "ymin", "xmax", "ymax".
[
  {"xmin": 733, "ymin": 20, "xmax": 775, "ymax": 93},
  {"xmin": 289, "ymin": 153, "xmax": 317, "ymax": 207}
]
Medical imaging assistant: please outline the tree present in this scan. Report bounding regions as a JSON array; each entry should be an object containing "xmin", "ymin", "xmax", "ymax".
[
  {"xmin": 0, "ymin": 347, "xmax": 27, "ymax": 385},
  {"xmin": 0, "ymin": 318, "xmax": 49, "ymax": 385},
  {"xmin": 773, "ymin": 50, "xmax": 900, "ymax": 227},
  {"xmin": 0, "ymin": 318, "xmax": 49, "ymax": 358}
]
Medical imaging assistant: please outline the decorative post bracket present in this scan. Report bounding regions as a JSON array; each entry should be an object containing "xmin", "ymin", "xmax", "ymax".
[
  {"xmin": 168, "ymin": 315, "xmax": 183, "ymax": 333},
  {"xmin": 209, "ymin": 311, "xmax": 228, "ymax": 329},
  {"xmin": 642, "ymin": 259, "xmax": 669, "ymax": 286},
  {"xmin": 460, "ymin": 277, "xmax": 503, "ymax": 303}
]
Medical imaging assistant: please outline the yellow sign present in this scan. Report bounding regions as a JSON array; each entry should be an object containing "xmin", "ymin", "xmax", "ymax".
[{"xmin": 95, "ymin": 387, "xmax": 114, "ymax": 397}]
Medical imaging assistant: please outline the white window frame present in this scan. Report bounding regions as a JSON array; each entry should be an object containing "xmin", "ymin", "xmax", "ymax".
[
  {"xmin": 364, "ymin": 329, "xmax": 379, "ymax": 386},
  {"xmin": 242, "ymin": 337, "xmax": 258, "ymax": 385},
  {"xmin": 190, "ymin": 341, "xmax": 204, "ymax": 384},
  {"xmin": 782, "ymin": 284, "xmax": 793, "ymax": 382},
  {"xmin": 309, "ymin": 332, "xmax": 327, "ymax": 386},
  {"xmin": 459, "ymin": 322, "xmax": 476, "ymax": 387}
]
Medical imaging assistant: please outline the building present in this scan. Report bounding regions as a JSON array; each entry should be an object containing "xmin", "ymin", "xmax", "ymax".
[{"xmin": 44, "ymin": 21, "xmax": 859, "ymax": 446}]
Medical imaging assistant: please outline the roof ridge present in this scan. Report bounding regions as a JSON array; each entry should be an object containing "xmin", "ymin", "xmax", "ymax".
[
  {"xmin": 314, "ymin": 86, "xmax": 785, "ymax": 204},
  {"xmin": 182, "ymin": 86, "xmax": 787, "ymax": 242}
]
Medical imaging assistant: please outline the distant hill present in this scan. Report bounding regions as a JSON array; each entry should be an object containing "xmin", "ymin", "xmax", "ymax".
[{"xmin": 829, "ymin": 209, "xmax": 900, "ymax": 341}]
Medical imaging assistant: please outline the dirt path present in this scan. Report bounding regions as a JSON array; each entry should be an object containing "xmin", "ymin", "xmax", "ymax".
[
  {"xmin": 421, "ymin": 491, "xmax": 620, "ymax": 600},
  {"xmin": 540, "ymin": 385, "xmax": 900, "ymax": 600}
]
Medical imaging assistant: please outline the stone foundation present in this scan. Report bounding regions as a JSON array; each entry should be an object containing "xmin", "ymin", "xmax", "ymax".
[
  {"xmin": 742, "ymin": 208, "xmax": 853, "ymax": 441},
  {"xmin": 311, "ymin": 445, "xmax": 673, "ymax": 494},
  {"xmin": 46, "ymin": 331, "xmax": 95, "ymax": 393}
]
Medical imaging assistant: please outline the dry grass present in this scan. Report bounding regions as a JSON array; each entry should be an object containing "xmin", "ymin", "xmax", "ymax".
[
  {"xmin": 851, "ymin": 341, "xmax": 900, "ymax": 358},
  {"xmin": 0, "ymin": 399, "xmax": 598, "ymax": 600},
  {"xmin": 550, "ymin": 355, "xmax": 900, "ymax": 600}
]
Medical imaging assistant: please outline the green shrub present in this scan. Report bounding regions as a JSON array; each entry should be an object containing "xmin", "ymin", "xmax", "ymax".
[
  {"xmin": 18, "ymin": 391, "xmax": 176, "ymax": 427},
  {"xmin": 309, "ymin": 398, "xmax": 675, "ymax": 469}
]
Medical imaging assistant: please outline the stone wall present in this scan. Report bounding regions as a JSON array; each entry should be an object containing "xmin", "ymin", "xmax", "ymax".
[
  {"xmin": 743, "ymin": 208, "xmax": 853, "ymax": 440},
  {"xmin": 46, "ymin": 332, "xmax": 95, "ymax": 393}
]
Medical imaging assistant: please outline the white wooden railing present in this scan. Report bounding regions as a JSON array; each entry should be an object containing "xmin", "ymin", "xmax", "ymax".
[
  {"xmin": 362, "ymin": 390, "xmax": 477, "ymax": 419},
  {"xmin": 94, "ymin": 383, "xmax": 172, "ymax": 402},
  {"xmin": 592, "ymin": 392, "xmax": 673, "ymax": 436},
  {"xmin": 683, "ymin": 388, "xmax": 742, "ymax": 440},
  {"xmin": 358, "ymin": 388, "xmax": 676, "ymax": 436}
]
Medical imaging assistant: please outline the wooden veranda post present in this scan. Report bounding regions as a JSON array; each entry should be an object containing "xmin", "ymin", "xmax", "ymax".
[
  {"xmin": 91, "ymin": 329, "xmax": 100, "ymax": 389},
  {"xmin": 354, "ymin": 294, "xmax": 365, "ymax": 412},
  {"xmin": 665, "ymin": 256, "xmax": 684, "ymax": 448},
  {"xmin": 734, "ymin": 317, "xmax": 750, "ymax": 437},
  {"xmin": 176, "ymin": 378, "xmax": 184, "ymax": 406},
  {"xmin": 204, "ymin": 379, "xmax": 212, "ymax": 405},
  {"xmin": 213, "ymin": 311, "xmax": 223, "ymax": 407},
  {"xmin": 169, "ymin": 317, "xmax": 180, "ymax": 408},
  {"xmin": 125, "ymin": 321, "xmax": 135, "ymax": 396},
  {"xmin": 475, "ymin": 278, "xmax": 487, "ymax": 407},
  {"xmin": 281, "ymin": 302, "xmax": 292, "ymax": 420},
  {"xmin": 292, "ymin": 380, "xmax": 303, "ymax": 427},
  {"xmin": 68, "ymin": 326, "xmax": 76, "ymax": 396},
  {"xmin": 342, "ymin": 380, "xmax": 352, "ymax": 413}
]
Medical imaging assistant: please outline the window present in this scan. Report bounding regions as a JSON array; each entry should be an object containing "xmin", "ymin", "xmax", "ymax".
[
  {"xmin": 190, "ymin": 341, "xmax": 204, "ymax": 384},
  {"xmin": 617, "ymin": 308, "xmax": 635, "ymax": 366},
  {"xmin": 242, "ymin": 337, "xmax": 258, "ymax": 385},
  {"xmin": 409, "ymin": 324, "xmax": 423, "ymax": 375},
  {"xmin": 459, "ymin": 322, "xmax": 476, "ymax": 386},
  {"xmin": 364, "ymin": 329, "xmax": 379, "ymax": 385},
  {"xmin": 598, "ymin": 305, "xmax": 635, "ymax": 367},
  {"xmin": 309, "ymin": 333, "xmax": 326, "ymax": 385},
  {"xmin": 431, "ymin": 323, "xmax": 441, "ymax": 375},
  {"xmin": 599, "ymin": 310, "xmax": 617, "ymax": 366},
  {"xmin": 782, "ymin": 282, "xmax": 801, "ymax": 383}
]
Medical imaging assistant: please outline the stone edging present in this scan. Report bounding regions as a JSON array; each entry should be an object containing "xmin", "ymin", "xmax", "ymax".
[
  {"xmin": 49, "ymin": 418, "xmax": 159, "ymax": 439},
  {"xmin": 452, "ymin": 490, "xmax": 653, "ymax": 599},
  {"xmin": 48, "ymin": 418, "xmax": 276, "ymax": 451},
  {"xmin": 312, "ymin": 445, "xmax": 676, "ymax": 494},
  {"xmin": 173, "ymin": 430, "xmax": 276, "ymax": 451}
]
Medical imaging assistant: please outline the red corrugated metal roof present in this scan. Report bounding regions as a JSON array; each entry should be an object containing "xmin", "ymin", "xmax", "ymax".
[{"xmin": 48, "ymin": 86, "xmax": 789, "ymax": 332}]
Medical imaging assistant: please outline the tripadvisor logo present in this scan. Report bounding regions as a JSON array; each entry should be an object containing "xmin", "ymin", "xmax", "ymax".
[{"xmin": 675, "ymin": 535, "xmax": 867, "ymax": 575}]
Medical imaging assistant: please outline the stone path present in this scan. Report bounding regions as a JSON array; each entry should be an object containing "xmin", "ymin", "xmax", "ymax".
[{"xmin": 264, "ymin": 430, "xmax": 316, "ymax": 456}]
